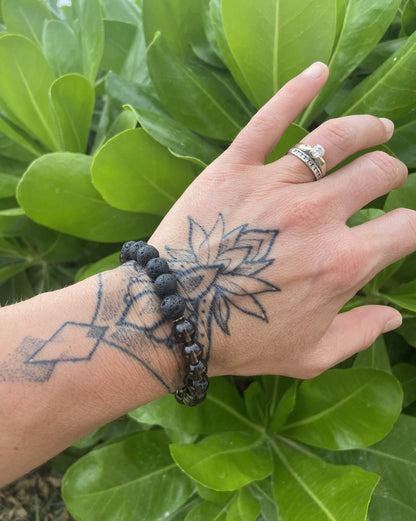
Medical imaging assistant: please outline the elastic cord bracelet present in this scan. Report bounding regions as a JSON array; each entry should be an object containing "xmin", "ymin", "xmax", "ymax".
[{"xmin": 120, "ymin": 240, "xmax": 209, "ymax": 406}]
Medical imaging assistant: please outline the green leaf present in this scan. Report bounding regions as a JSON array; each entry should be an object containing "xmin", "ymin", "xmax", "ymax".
[
  {"xmin": 130, "ymin": 377, "xmax": 254, "ymax": 434},
  {"xmin": 0, "ymin": 34, "xmax": 59, "ymax": 150},
  {"xmin": 383, "ymin": 280, "xmax": 416, "ymax": 312},
  {"xmin": 49, "ymin": 74, "xmax": 94, "ymax": 153},
  {"xmin": 101, "ymin": 20, "xmax": 138, "ymax": 75},
  {"xmin": 220, "ymin": 0, "xmax": 337, "ymax": 108},
  {"xmin": 325, "ymin": 415, "xmax": 416, "ymax": 521},
  {"xmin": 353, "ymin": 335, "xmax": 391, "ymax": 373},
  {"xmin": 300, "ymin": 0, "xmax": 402, "ymax": 125},
  {"xmin": 102, "ymin": 0, "xmax": 142, "ymax": 24},
  {"xmin": 71, "ymin": 0, "xmax": 104, "ymax": 82},
  {"xmin": 244, "ymin": 381, "xmax": 267, "ymax": 425},
  {"xmin": 107, "ymin": 72, "xmax": 223, "ymax": 165},
  {"xmin": 272, "ymin": 439, "xmax": 379, "ymax": 521},
  {"xmin": 2, "ymin": 0, "xmax": 55, "ymax": 46},
  {"xmin": 185, "ymin": 500, "xmax": 228, "ymax": 521},
  {"xmin": 0, "ymin": 172, "xmax": 18, "ymax": 197},
  {"xmin": 16, "ymin": 152, "xmax": 160, "ymax": 242},
  {"xmin": 147, "ymin": 32, "xmax": 252, "ymax": 141},
  {"xmin": 397, "ymin": 316, "xmax": 416, "ymax": 348},
  {"xmin": 75, "ymin": 252, "xmax": 120, "ymax": 282},
  {"xmin": 269, "ymin": 379, "xmax": 298, "ymax": 433},
  {"xmin": 62, "ymin": 430, "xmax": 194, "ymax": 521},
  {"xmin": 402, "ymin": 0, "xmax": 416, "ymax": 36},
  {"xmin": 333, "ymin": 29, "xmax": 416, "ymax": 120},
  {"xmin": 385, "ymin": 172, "xmax": 416, "ymax": 212},
  {"xmin": 388, "ymin": 112, "xmax": 416, "ymax": 169},
  {"xmin": 280, "ymin": 368, "xmax": 402, "ymax": 450},
  {"xmin": 0, "ymin": 208, "xmax": 30, "ymax": 238},
  {"xmin": 42, "ymin": 20, "xmax": 83, "ymax": 77},
  {"xmin": 265, "ymin": 123, "xmax": 308, "ymax": 164},
  {"xmin": 249, "ymin": 479, "xmax": 278, "ymax": 521},
  {"xmin": 226, "ymin": 488, "xmax": 260, "ymax": 521},
  {"xmin": 392, "ymin": 363, "xmax": 416, "ymax": 407},
  {"xmin": 170, "ymin": 431, "xmax": 272, "ymax": 491},
  {"xmin": 0, "ymin": 116, "xmax": 42, "ymax": 160},
  {"xmin": 91, "ymin": 128, "xmax": 195, "ymax": 216}
]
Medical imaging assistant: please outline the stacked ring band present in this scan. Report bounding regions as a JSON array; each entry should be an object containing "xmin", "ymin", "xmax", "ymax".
[{"xmin": 288, "ymin": 144, "xmax": 326, "ymax": 180}]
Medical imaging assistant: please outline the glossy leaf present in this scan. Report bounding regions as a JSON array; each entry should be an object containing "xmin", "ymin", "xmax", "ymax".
[
  {"xmin": 221, "ymin": 0, "xmax": 337, "ymax": 108},
  {"xmin": 353, "ymin": 336, "xmax": 391, "ymax": 373},
  {"xmin": 325, "ymin": 415, "xmax": 416, "ymax": 521},
  {"xmin": 91, "ymin": 128, "xmax": 195, "ymax": 216},
  {"xmin": 71, "ymin": 0, "xmax": 104, "ymax": 82},
  {"xmin": 388, "ymin": 113, "xmax": 416, "ymax": 169},
  {"xmin": 62, "ymin": 430, "xmax": 194, "ymax": 521},
  {"xmin": 171, "ymin": 431, "xmax": 273, "ymax": 491},
  {"xmin": 383, "ymin": 280, "xmax": 416, "ymax": 312},
  {"xmin": 16, "ymin": 152, "xmax": 160, "ymax": 242},
  {"xmin": 385, "ymin": 172, "xmax": 416, "ymax": 212},
  {"xmin": 272, "ymin": 439, "xmax": 379, "ymax": 521},
  {"xmin": 402, "ymin": 0, "xmax": 416, "ymax": 36},
  {"xmin": 130, "ymin": 377, "xmax": 254, "ymax": 434},
  {"xmin": 184, "ymin": 500, "xmax": 228, "ymax": 521},
  {"xmin": 333, "ymin": 29, "xmax": 416, "ymax": 120},
  {"xmin": 392, "ymin": 363, "xmax": 416, "ymax": 407},
  {"xmin": 300, "ymin": 0, "xmax": 402, "ymax": 125},
  {"xmin": 249, "ymin": 479, "xmax": 278, "ymax": 521},
  {"xmin": 0, "ymin": 35, "xmax": 59, "ymax": 150},
  {"xmin": 42, "ymin": 20, "xmax": 83, "ymax": 77},
  {"xmin": 107, "ymin": 72, "xmax": 223, "ymax": 165},
  {"xmin": 2, "ymin": 0, "xmax": 55, "ymax": 46},
  {"xmin": 147, "ymin": 32, "xmax": 252, "ymax": 141},
  {"xmin": 49, "ymin": 74, "xmax": 94, "ymax": 153},
  {"xmin": 280, "ymin": 368, "xmax": 402, "ymax": 450}
]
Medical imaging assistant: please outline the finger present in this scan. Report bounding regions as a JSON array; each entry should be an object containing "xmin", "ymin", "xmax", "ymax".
[
  {"xmin": 321, "ymin": 151, "xmax": 408, "ymax": 221},
  {"xmin": 315, "ymin": 305, "xmax": 402, "ymax": 370},
  {"xmin": 228, "ymin": 62, "xmax": 329, "ymax": 164},
  {"xmin": 274, "ymin": 115, "xmax": 394, "ymax": 184},
  {"xmin": 352, "ymin": 208, "xmax": 416, "ymax": 278}
]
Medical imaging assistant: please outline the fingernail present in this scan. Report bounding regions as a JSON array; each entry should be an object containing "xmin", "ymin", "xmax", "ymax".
[
  {"xmin": 383, "ymin": 313, "xmax": 402, "ymax": 333},
  {"xmin": 303, "ymin": 62, "xmax": 327, "ymax": 79},
  {"xmin": 380, "ymin": 117, "xmax": 394, "ymax": 137}
]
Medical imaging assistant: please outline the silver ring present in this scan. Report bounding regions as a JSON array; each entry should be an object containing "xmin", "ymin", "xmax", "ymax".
[{"xmin": 288, "ymin": 144, "xmax": 326, "ymax": 180}]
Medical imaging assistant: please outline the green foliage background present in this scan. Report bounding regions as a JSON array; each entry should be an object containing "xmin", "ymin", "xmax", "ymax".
[{"xmin": 0, "ymin": 0, "xmax": 416, "ymax": 519}]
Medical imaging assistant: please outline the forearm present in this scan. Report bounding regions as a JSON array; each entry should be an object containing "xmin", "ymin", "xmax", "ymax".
[{"xmin": 0, "ymin": 264, "xmax": 181, "ymax": 486}]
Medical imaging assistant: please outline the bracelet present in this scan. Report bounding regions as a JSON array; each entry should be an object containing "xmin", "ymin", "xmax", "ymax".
[{"xmin": 120, "ymin": 240, "xmax": 209, "ymax": 406}]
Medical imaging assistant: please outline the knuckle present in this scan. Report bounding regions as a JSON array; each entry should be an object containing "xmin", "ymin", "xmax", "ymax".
[
  {"xmin": 366, "ymin": 151, "xmax": 401, "ymax": 178},
  {"xmin": 320, "ymin": 118, "xmax": 356, "ymax": 152}
]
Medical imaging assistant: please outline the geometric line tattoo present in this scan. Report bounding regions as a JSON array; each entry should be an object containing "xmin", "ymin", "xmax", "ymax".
[{"xmin": 0, "ymin": 214, "xmax": 279, "ymax": 389}]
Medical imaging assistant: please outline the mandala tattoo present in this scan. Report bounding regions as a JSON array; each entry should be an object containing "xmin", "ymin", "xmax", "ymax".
[{"xmin": 0, "ymin": 214, "xmax": 279, "ymax": 388}]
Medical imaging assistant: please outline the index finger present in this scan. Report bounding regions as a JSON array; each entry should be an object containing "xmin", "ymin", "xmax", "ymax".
[{"xmin": 228, "ymin": 62, "xmax": 329, "ymax": 164}]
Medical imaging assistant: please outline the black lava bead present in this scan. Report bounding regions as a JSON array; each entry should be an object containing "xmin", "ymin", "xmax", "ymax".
[
  {"xmin": 184, "ymin": 342, "xmax": 202, "ymax": 362},
  {"xmin": 154, "ymin": 273, "xmax": 177, "ymax": 298},
  {"xmin": 173, "ymin": 318, "xmax": 195, "ymax": 343},
  {"xmin": 160, "ymin": 294, "xmax": 186, "ymax": 320},
  {"xmin": 119, "ymin": 241, "xmax": 136, "ymax": 263},
  {"xmin": 145, "ymin": 257, "xmax": 170, "ymax": 281},
  {"xmin": 135, "ymin": 244, "xmax": 159, "ymax": 267}
]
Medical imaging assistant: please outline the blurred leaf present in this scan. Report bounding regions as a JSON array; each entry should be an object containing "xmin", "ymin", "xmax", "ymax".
[
  {"xmin": 92, "ymin": 128, "xmax": 195, "ymax": 215},
  {"xmin": 272, "ymin": 439, "xmax": 379, "ymax": 521},
  {"xmin": 265, "ymin": 123, "xmax": 308, "ymax": 163},
  {"xmin": 244, "ymin": 381, "xmax": 267, "ymax": 425},
  {"xmin": 16, "ymin": 152, "xmax": 160, "ymax": 242},
  {"xmin": 0, "ymin": 120, "xmax": 40, "ymax": 162},
  {"xmin": 353, "ymin": 336, "xmax": 391, "ymax": 373},
  {"xmin": 62, "ymin": 430, "xmax": 194, "ymax": 521},
  {"xmin": 50, "ymin": 74, "xmax": 94, "ymax": 153},
  {"xmin": 101, "ymin": 20, "xmax": 138, "ymax": 74},
  {"xmin": 333, "ymin": 29, "xmax": 416, "ymax": 120},
  {"xmin": 0, "ymin": 34, "xmax": 59, "ymax": 150},
  {"xmin": 221, "ymin": 0, "xmax": 337, "ymax": 108},
  {"xmin": 280, "ymin": 368, "xmax": 402, "ymax": 450},
  {"xmin": 147, "ymin": 32, "xmax": 252, "ymax": 141},
  {"xmin": 42, "ymin": 20, "xmax": 83, "ymax": 77},
  {"xmin": 184, "ymin": 500, "xmax": 228, "ymax": 521},
  {"xmin": 71, "ymin": 0, "xmax": 104, "ymax": 82},
  {"xmin": 325, "ymin": 415, "xmax": 416, "ymax": 521},
  {"xmin": 171, "ymin": 431, "xmax": 272, "ymax": 491},
  {"xmin": 300, "ymin": 0, "xmax": 402, "ymax": 125},
  {"xmin": 0, "ymin": 208, "xmax": 31, "ymax": 237},
  {"xmin": 0, "ymin": 269, "xmax": 34, "ymax": 305},
  {"xmin": 130, "ymin": 377, "xmax": 253, "ymax": 434},
  {"xmin": 358, "ymin": 38, "xmax": 406, "ymax": 73},
  {"xmin": 0, "ymin": 172, "xmax": 18, "ymax": 197},
  {"xmin": 75, "ymin": 252, "xmax": 120, "ymax": 282},
  {"xmin": 196, "ymin": 483, "xmax": 233, "ymax": 504},
  {"xmin": 226, "ymin": 488, "xmax": 260, "ymax": 521},
  {"xmin": 383, "ymin": 280, "xmax": 416, "ymax": 312},
  {"xmin": 385, "ymin": 173, "xmax": 416, "ymax": 212},
  {"xmin": 402, "ymin": 0, "xmax": 416, "ymax": 36},
  {"xmin": 397, "ymin": 316, "xmax": 416, "ymax": 347},
  {"xmin": 102, "ymin": 0, "xmax": 142, "ymax": 24},
  {"xmin": 2, "ymin": 0, "xmax": 55, "ymax": 46},
  {"xmin": 388, "ymin": 112, "xmax": 416, "ymax": 169},
  {"xmin": 392, "ymin": 363, "xmax": 416, "ymax": 407}
]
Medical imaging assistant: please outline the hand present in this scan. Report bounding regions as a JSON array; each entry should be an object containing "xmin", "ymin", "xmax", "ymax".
[{"xmin": 150, "ymin": 62, "xmax": 416, "ymax": 380}]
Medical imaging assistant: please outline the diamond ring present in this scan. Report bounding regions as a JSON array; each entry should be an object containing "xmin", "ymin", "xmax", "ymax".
[{"xmin": 287, "ymin": 144, "xmax": 326, "ymax": 181}]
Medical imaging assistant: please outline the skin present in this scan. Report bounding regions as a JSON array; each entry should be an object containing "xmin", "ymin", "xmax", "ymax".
[{"xmin": 0, "ymin": 62, "xmax": 415, "ymax": 486}]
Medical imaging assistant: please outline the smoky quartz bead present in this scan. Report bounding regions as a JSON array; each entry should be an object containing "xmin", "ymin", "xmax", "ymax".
[
  {"xmin": 184, "ymin": 343, "xmax": 202, "ymax": 362},
  {"xmin": 173, "ymin": 318, "xmax": 196, "ymax": 343}
]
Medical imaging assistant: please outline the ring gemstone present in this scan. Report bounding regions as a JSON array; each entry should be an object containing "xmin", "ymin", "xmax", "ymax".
[{"xmin": 311, "ymin": 145, "xmax": 325, "ymax": 159}]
